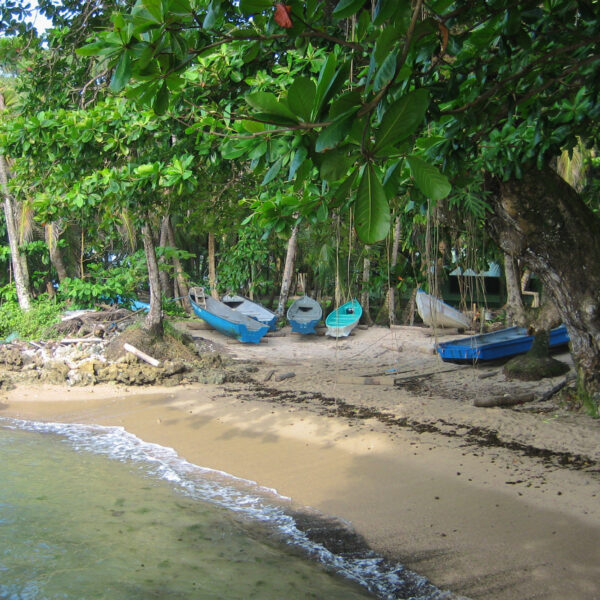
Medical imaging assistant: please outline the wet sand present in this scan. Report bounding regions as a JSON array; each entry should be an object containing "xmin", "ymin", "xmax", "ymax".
[{"xmin": 1, "ymin": 324, "xmax": 599, "ymax": 599}]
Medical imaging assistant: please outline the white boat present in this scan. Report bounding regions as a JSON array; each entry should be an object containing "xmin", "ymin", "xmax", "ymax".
[{"xmin": 416, "ymin": 290, "xmax": 471, "ymax": 329}]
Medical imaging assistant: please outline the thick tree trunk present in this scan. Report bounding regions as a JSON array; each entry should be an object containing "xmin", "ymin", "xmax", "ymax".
[
  {"xmin": 166, "ymin": 218, "xmax": 192, "ymax": 314},
  {"xmin": 486, "ymin": 165, "xmax": 600, "ymax": 403},
  {"xmin": 158, "ymin": 216, "xmax": 172, "ymax": 298},
  {"xmin": 0, "ymin": 157, "xmax": 31, "ymax": 310},
  {"xmin": 276, "ymin": 224, "xmax": 298, "ymax": 317},
  {"xmin": 503, "ymin": 252, "xmax": 526, "ymax": 326},
  {"xmin": 142, "ymin": 222, "xmax": 163, "ymax": 337},
  {"xmin": 207, "ymin": 232, "xmax": 219, "ymax": 299},
  {"xmin": 386, "ymin": 215, "xmax": 401, "ymax": 324},
  {"xmin": 45, "ymin": 223, "xmax": 68, "ymax": 283}
]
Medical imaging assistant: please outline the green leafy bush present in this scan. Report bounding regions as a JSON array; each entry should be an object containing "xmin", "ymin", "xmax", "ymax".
[{"xmin": 0, "ymin": 297, "xmax": 65, "ymax": 340}]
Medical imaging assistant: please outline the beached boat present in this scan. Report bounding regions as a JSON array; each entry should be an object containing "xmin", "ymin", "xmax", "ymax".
[
  {"xmin": 437, "ymin": 325, "xmax": 570, "ymax": 362},
  {"xmin": 287, "ymin": 296, "xmax": 322, "ymax": 334},
  {"xmin": 325, "ymin": 299, "xmax": 362, "ymax": 338},
  {"xmin": 416, "ymin": 290, "xmax": 471, "ymax": 329},
  {"xmin": 221, "ymin": 294, "xmax": 278, "ymax": 331},
  {"xmin": 189, "ymin": 288, "xmax": 269, "ymax": 344}
]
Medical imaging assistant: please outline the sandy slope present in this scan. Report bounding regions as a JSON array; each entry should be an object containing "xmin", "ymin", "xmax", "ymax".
[{"xmin": 1, "ymin": 323, "xmax": 599, "ymax": 599}]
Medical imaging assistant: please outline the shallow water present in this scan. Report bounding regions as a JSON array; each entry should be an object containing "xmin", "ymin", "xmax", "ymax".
[{"xmin": 0, "ymin": 418, "xmax": 450, "ymax": 600}]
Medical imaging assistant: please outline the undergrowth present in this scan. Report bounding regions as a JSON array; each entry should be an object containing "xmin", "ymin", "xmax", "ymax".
[{"xmin": 0, "ymin": 297, "xmax": 65, "ymax": 340}]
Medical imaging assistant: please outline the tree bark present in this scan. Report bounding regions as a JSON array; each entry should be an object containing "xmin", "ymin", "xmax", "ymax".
[
  {"xmin": 387, "ymin": 215, "xmax": 401, "ymax": 324},
  {"xmin": 360, "ymin": 247, "xmax": 373, "ymax": 326},
  {"xmin": 0, "ymin": 149, "xmax": 31, "ymax": 310},
  {"xmin": 207, "ymin": 232, "xmax": 219, "ymax": 299},
  {"xmin": 166, "ymin": 218, "xmax": 192, "ymax": 314},
  {"xmin": 158, "ymin": 216, "xmax": 172, "ymax": 298},
  {"xmin": 503, "ymin": 252, "xmax": 526, "ymax": 326},
  {"xmin": 276, "ymin": 224, "xmax": 298, "ymax": 317},
  {"xmin": 486, "ymin": 165, "xmax": 600, "ymax": 402},
  {"xmin": 142, "ymin": 222, "xmax": 163, "ymax": 336},
  {"xmin": 45, "ymin": 223, "xmax": 69, "ymax": 283}
]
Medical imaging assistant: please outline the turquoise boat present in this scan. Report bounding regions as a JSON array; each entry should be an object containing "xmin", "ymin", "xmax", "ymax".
[
  {"xmin": 325, "ymin": 299, "xmax": 362, "ymax": 338},
  {"xmin": 189, "ymin": 288, "xmax": 269, "ymax": 344}
]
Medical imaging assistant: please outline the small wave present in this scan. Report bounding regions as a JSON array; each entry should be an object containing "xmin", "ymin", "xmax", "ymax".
[{"xmin": 0, "ymin": 417, "xmax": 456, "ymax": 600}]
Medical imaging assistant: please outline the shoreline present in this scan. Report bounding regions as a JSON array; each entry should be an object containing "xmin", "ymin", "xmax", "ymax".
[
  {"xmin": 2, "ymin": 379, "xmax": 599, "ymax": 599},
  {"xmin": 1, "ymin": 324, "xmax": 599, "ymax": 599}
]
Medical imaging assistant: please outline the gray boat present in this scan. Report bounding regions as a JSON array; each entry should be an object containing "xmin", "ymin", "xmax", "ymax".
[
  {"xmin": 221, "ymin": 294, "xmax": 278, "ymax": 331},
  {"xmin": 287, "ymin": 296, "xmax": 322, "ymax": 335}
]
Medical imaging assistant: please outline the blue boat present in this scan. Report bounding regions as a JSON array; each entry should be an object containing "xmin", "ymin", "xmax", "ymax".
[
  {"xmin": 325, "ymin": 299, "xmax": 362, "ymax": 338},
  {"xmin": 188, "ymin": 288, "xmax": 269, "ymax": 344},
  {"xmin": 287, "ymin": 296, "xmax": 322, "ymax": 334},
  {"xmin": 221, "ymin": 294, "xmax": 278, "ymax": 331},
  {"xmin": 437, "ymin": 325, "xmax": 570, "ymax": 362}
]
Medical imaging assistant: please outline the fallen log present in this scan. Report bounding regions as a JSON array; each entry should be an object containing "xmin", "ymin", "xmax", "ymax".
[
  {"xmin": 123, "ymin": 343, "xmax": 160, "ymax": 367},
  {"xmin": 474, "ymin": 393, "xmax": 534, "ymax": 408},
  {"xmin": 274, "ymin": 371, "xmax": 296, "ymax": 381}
]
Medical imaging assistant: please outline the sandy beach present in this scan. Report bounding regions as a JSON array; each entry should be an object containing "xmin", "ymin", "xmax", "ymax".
[{"xmin": 1, "ymin": 323, "xmax": 599, "ymax": 599}]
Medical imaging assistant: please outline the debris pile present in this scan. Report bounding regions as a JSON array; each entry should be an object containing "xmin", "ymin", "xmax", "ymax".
[{"xmin": 0, "ymin": 308, "xmax": 250, "ymax": 389}]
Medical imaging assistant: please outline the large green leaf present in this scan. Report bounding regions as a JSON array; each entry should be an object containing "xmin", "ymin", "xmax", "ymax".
[
  {"xmin": 355, "ymin": 164, "xmax": 391, "ymax": 244},
  {"xmin": 287, "ymin": 77, "xmax": 316, "ymax": 122},
  {"xmin": 373, "ymin": 89, "xmax": 430, "ymax": 152},
  {"xmin": 239, "ymin": 0, "xmax": 271, "ymax": 15},
  {"xmin": 373, "ymin": 0, "xmax": 401, "ymax": 25},
  {"xmin": 153, "ymin": 82, "xmax": 169, "ymax": 115},
  {"xmin": 246, "ymin": 92, "xmax": 297, "ymax": 122},
  {"xmin": 315, "ymin": 111, "xmax": 356, "ymax": 152},
  {"xmin": 110, "ymin": 52, "xmax": 132, "ymax": 92},
  {"xmin": 407, "ymin": 155, "xmax": 451, "ymax": 201},
  {"xmin": 262, "ymin": 157, "xmax": 283, "ymax": 185},
  {"xmin": 288, "ymin": 146, "xmax": 308, "ymax": 180},
  {"xmin": 332, "ymin": 0, "xmax": 365, "ymax": 19},
  {"xmin": 373, "ymin": 51, "xmax": 396, "ymax": 91},
  {"xmin": 320, "ymin": 146, "xmax": 356, "ymax": 182},
  {"xmin": 141, "ymin": 0, "xmax": 163, "ymax": 22}
]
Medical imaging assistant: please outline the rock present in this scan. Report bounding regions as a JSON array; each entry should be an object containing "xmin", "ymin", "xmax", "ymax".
[{"xmin": 40, "ymin": 361, "xmax": 71, "ymax": 384}]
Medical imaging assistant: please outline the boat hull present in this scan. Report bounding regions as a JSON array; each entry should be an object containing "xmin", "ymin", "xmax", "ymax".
[
  {"xmin": 287, "ymin": 296, "xmax": 322, "ymax": 335},
  {"xmin": 290, "ymin": 319, "xmax": 320, "ymax": 335},
  {"xmin": 190, "ymin": 298, "xmax": 269, "ymax": 344},
  {"xmin": 325, "ymin": 299, "xmax": 362, "ymax": 338},
  {"xmin": 222, "ymin": 295, "xmax": 278, "ymax": 331},
  {"xmin": 416, "ymin": 290, "xmax": 470, "ymax": 329},
  {"xmin": 437, "ymin": 325, "xmax": 570, "ymax": 362}
]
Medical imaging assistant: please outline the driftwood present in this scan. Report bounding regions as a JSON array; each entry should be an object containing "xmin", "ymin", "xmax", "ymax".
[
  {"xmin": 539, "ymin": 375, "xmax": 575, "ymax": 402},
  {"xmin": 263, "ymin": 369, "xmax": 275, "ymax": 382},
  {"xmin": 266, "ymin": 331, "xmax": 287, "ymax": 337},
  {"xmin": 60, "ymin": 337, "xmax": 104, "ymax": 344},
  {"xmin": 274, "ymin": 371, "xmax": 296, "ymax": 381},
  {"xmin": 474, "ymin": 393, "xmax": 534, "ymax": 408},
  {"xmin": 393, "ymin": 365, "xmax": 466, "ymax": 385},
  {"xmin": 337, "ymin": 376, "xmax": 395, "ymax": 386},
  {"xmin": 478, "ymin": 370, "xmax": 499, "ymax": 379},
  {"xmin": 123, "ymin": 343, "xmax": 160, "ymax": 367}
]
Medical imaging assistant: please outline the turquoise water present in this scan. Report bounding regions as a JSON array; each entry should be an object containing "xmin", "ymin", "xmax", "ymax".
[{"xmin": 0, "ymin": 418, "xmax": 451, "ymax": 600}]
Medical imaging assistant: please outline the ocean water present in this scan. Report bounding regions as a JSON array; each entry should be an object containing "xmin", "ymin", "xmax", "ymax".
[{"xmin": 0, "ymin": 418, "xmax": 451, "ymax": 600}]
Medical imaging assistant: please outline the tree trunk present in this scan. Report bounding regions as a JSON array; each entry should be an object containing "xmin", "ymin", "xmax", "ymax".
[
  {"xmin": 142, "ymin": 222, "xmax": 163, "ymax": 336},
  {"xmin": 276, "ymin": 224, "xmax": 298, "ymax": 316},
  {"xmin": 360, "ymin": 247, "xmax": 373, "ymax": 326},
  {"xmin": 158, "ymin": 216, "xmax": 172, "ymax": 298},
  {"xmin": 503, "ymin": 252, "xmax": 526, "ymax": 326},
  {"xmin": 166, "ymin": 218, "xmax": 192, "ymax": 314},
  {"xmin": 387, "ymin": 215, "xmax": 401, "ymax": 324},
  {"xmin": 207, "ymin": 232, "xmax": 219, "ymax": 299},
  {"xmin": 0, "ymin": 155, "xmax": 31, "ymax": 310},
  {"xmin": 486, "ymin": 165, "xmax": 600, "ymax": 405},
  {"xmin": 45, "ymin": 223, "xmax": 68, "ymax": 283}
]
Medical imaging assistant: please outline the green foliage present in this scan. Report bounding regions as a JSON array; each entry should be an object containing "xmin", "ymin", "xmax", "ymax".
[
  {"xmin": 0, "ymin": 297, "xmax": 65, "ymax": 340},
  {"xmin": 59, "ymin": 251, "xmax": 148, "ymax": 308},
  {"xmin": 217, "ymin": 225, "xmax": 275, "ymax": 297}
]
